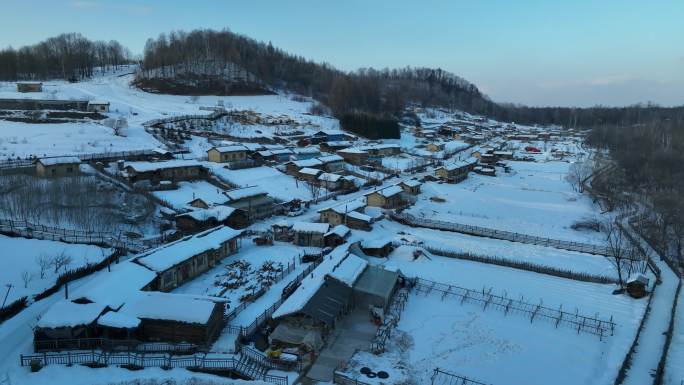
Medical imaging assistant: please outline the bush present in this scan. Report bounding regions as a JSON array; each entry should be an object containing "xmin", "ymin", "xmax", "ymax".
[
  {"xmin": 0, "ymin": 296, "xmax": 28, "ymax": 323},
  {"xmin": 30, "ymin": 359, "xmax": 42, "ymax": 372}
]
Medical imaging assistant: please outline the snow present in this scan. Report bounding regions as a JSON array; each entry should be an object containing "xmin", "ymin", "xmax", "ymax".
[
  {"xmin": 124, "ymin": 159, "xmax": 203, "ymax": 173},
  {"xmin": 37, "ymin": 156, "xmax": 81, "ymax": 166},
  {"xmin": 72, "ymin": 261, "xmax": 157, "ymax": 309},
  {"xmin": 318, "ymin": 198, "xmax": 366, "ymax": 214},
  {"xmin": 153, "ymin": 180, "xmax": 228, "ymax": 210},
  {"xmin": 135, "ymin": 226, "xmax": 241, "ymax": 273},
  {"xmin": 177, "ymin": 205, "xmax": 238, "ymax": 222},
  {"xmin": 400, "ymin": 179, "xmax": 422, "ymax": 188},
  {"xmin": 329, "ymin": 254, "xmax": 368, "ymax": 286},
  {"xmin": 367, "ymin": 185, "xmax": 403, "ymax": 198},
  {"xmin": 298, "ymin": 167, "xmax": 321, "ymax": 176},
  {"xmin": 97, "ymin": 310, "xmax": 141, "ymax": 329},
  {"xmin": 292, "ymin": 221, "xmax": 330, "ymax": 234},
  {"xmin": 327, "ymin": 224, "xmax": 351, "ymax": 238},
  {"xmin": 120, "ymin": 291, "xmax": 223, "ymax": 324},
  {"xmin": 0, "ymin": 235, "xmax": 112, "ymax": 304},
  {"xmin": 209, "ymin": 165, "xmax": 321, "ymax": 201},
  {"xmin": 224, "ymin": 185, "xmax": 268, "ymax": 201},
  {"xmin": 210, "ymin": 145, "xmax": 248, "ymax": 153},
  {"xmin": 36, "ymin": 301, "xmax": 106, "ymax": 329},
  {"xmin": 407, "ymin": 160, "xmax": 610, "ymax": 245},
  {"xmin": 273, "ymin": 246, "xmax": 349, "ymax": 319}
]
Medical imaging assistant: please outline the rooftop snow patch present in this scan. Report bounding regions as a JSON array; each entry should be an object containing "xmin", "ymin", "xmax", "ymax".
[
  {"xmin": 318, "ymin": 198, "xmax": 366, "ymax": 214},
  {"xmin": 224, "ymin": 186, "xmax": 267, "ymax": 201},
  {"xmin": 318, "ymin": 172, "xmax": 342, "ymax": 182},
  {"xmin": 177, "ymin": 206, "xmax": 238, "ymax": 222},
  {"xmin": 37, "ymin": 301, "xmax": 107, "ymax": 329},
  {"xmin": 366, "ymin": 185, "xmax": 403, "ymax": 198},
  {"xmin": 38, "ymin": 156, "xmax": 81, "ymax": 166},
  {"xmin": 326, "ymin": 224, "xmax": 351, "ymax": 238},
  {"xmin": 72, "ymin": 261, "xmax": 157, "ymax": 309},
  {"xmin": 97, "ymin": 310, "xmax": 141, "ymax": 329},
  {"xmin": 125, "ymin": 159, "xmax": 202, "ymax": 172},
  {"xmin": 272, "ymin": 246, "xmax": 350, "ymax": 319},
  {"xmin": 329, "ymin": 254, "xmax": 368, "ymax": 286},
  {"xmin": 292, "ymin": 222, "xmax": 330, "ymax": 234},
  {"xmin": 211, "ymin": 145, "xmax": 248, "ymax": 153},
  {"xmin": 401, "ymin": 179, "xmax": 422, "ymax": 187},
  {"xmin": 298, "ymin": 167, "xmax": 322, "ymax": 176},
  {"xmin": 135, "ymin": 226, "xmax": 241, "ymax": 273},
  {"xmin": 119, "ymin": 292, "xmax": 224, "ymax": 325}
]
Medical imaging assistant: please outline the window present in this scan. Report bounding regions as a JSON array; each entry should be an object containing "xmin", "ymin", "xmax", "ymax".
[
  {"xmin": 66, "ymin": 167, "xmax": 73, "ymax": 173},
  {"xmin": 51, "ymin": 169, "xmax": 56, "ymax": 175}
]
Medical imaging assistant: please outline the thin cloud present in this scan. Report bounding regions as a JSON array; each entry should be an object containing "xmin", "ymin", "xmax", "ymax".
[{"xmin": 70, "ymin": 0, "xmax": 101, "ymax": 9}]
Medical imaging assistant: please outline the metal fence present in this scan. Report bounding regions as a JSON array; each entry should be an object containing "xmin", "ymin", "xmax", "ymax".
[
  {"xmin": 391, "ymin": 212, "xmax": 614, "ymax": 256},
  {"xmin": 414, "ymin": 278, "xmax": 615, "ymax": 339},
  {"xmin": 371, "ymin": 287, "xmax": 410, "ymax": 353}
]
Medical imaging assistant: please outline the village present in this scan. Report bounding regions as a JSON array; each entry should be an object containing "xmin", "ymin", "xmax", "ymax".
[{"xmin": 0, "ymin": 72, "xmax": 671, "ymax": 385}]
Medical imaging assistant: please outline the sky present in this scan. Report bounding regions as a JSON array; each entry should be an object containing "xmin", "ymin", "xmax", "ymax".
[{"xmin": 2, "ymin": 0, "xmax": 683, "ymax": 107}]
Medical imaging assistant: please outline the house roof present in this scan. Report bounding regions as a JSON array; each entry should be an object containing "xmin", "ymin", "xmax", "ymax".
[
  {"xmin": 328, "ymin": 254, "xmax": 368, "ymax": 286},
  {"xmin": 317, "ymin": 198, "xmax": 366, "ymax": 215},
  {"xmin": 365, "ymin": 185, "xmax": 403, "ymax": 199},
  {"xmin": 72, "ymin": 261, "xmax": 156, "ymax": 309},
  {"xmin": 119, "ymin": 292, "xmax": 225, "ymax": 325},
  {"xmin": 176, "ymin": 206, "xmax": 239, "ymax": 222},
  {"xmin": 38, "ymin": 156, "xmax": 81, "ymax": 166},
  {"xmin": 318, "ymin": 172, "xmax": 342, "ymax": 182},
  {"xmin": 298, "ymin": 167, "xmax": 322, "ymax": 176},
  {"xmin": 135, "ymin": 226, "xmax": 242, "ymax": 273},
  {"xmin": 224, "ymin": 186, "xmax": 267, "ymax": 201},
  {"xmin": 210, "ymin": 145, "xmax": 248, "ymax": 153},
  {"xmin": 124, "ymin": 159, "xmax": 202, "ymax": 173},
  {"xmin": 97, "ymin": 310, "xmax": 141, "ymax": 329},
  {"xmin": 292, "ymin": 222, "xmax": 330, "ymax": 234},
  {"xmin": 37, "ymin": 301, "xmax": 107, "ymax": 329},
  {"xmin": 326, "ymin": 224, "xmax": 350, "ymax": 238},
  {"xmin": 317, "ymin": 154, "xmax": 344, "ymax": 163},
  {"xmin": 400, "ymin": 179, "xmax": 422, "ymax": 188}
]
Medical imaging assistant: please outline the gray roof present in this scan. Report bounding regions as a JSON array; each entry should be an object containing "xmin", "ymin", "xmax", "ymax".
[{"xmin": 353, "ymin": 265, "xmax": 399, "ymax": 301}]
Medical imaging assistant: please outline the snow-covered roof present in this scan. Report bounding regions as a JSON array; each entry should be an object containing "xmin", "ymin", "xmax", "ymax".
[
  {"xmin": 294, "ymin": 147, "xmax": 321, "ymax": 154},
  {"xmin": 328, "ymin": 254, "xmax": 368, "ymax": 286},
  {"xmin": 176, "ymin": 206, "xmax": 238, "ymax": 222},
  {"xmin": 326, "ymin": 224, "xmax": 350, "ymax": 238},
  {"xmin": 627, "ymin": 273, "xmax": 649, "ymax": 285},
  {"xmin": 317, "ymin": 154, "xmax": 344, "ymax": 163},
  {"xmin": 292, "ymin": 222, "xmax": 330, "ymax": 234},
  {"xmin": 73, "ymin": 261, "xmax": 156, "ymax": 309},
  {"xmin": 88, "ymin": 100, "xmax": 110, "ymax": 105},
  {"xmin": 400, "ymin": 179, "xmax": 422, "ymax": 188},
  {"xmin": 273, "ymin": 246, "xmax": 350, "ymax": 319},
  {"xmin": 366, "ymin": 185, "xmax": 403, "ymax": 198},
  {"xmin": 210, "ymin": 145, "xmax": 248, "ymax": 153},
  {"xmin": 125, "ymin": 159, "xmax": 202, "ymax": 173},
  {"xmin": 290, "ymin": 158, "xmax": 323, "ymax": 168},
  {"xmin": 97, "ymin": 310, "xmax": 141, "ymax": 329},
  {"xmin": 337, "ymin": 147, "xmax": 368, "ymax": 154},
  {"xmin": 318, "ymin": 172, "xmax": 342, "ymax": 182},
  {"xmin": 37, "ymin": 301, "xmax": 107, "ymax": 329},
  {"xmin": 361, "ymin": 238, "xmax": 392, "ymax": 249},
  {"xmin": 225, "ymin": 186, "xmax": 267, "ymax": 201},
  {"xmin": 38, "ymin": 156, "xmax": 81, "ymax": 166},
  {"xmin": 318, "ymin": 198, "xmax": 366, "ymax": 214},
  {"xmin": 298, "ymin": 167, "xmax": 322, "ymax": 176},
  {"xmin": 119, "ymin": 292, "xmax": 224, "ymax": 325},
  {"xmin": 347, "ymin": 210, "xmax": 372, "ymax": 223},
  {"xmin": 135, "ymin": 226, "xmax": 242, "ymax": 273}
]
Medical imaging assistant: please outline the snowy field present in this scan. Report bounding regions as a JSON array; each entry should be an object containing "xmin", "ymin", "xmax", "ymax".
[
  {"xmin": 0, "ymin": 235, "xmax": 111, "ymax": 304},
  {"xmin": 0, "ymin": 120, "xmax": 157, "ymax": 159},
  {"xmin": 406, "ymin": 160, "xmax": 608, "ymax": 245},
  {"xmin": 152, "ymin": 180, "xmax": 228, "ymax": 210},
  {"xmin": 375, "ymin": 221, "xmax": 619, "ymax": 279},
  {"xmin": 209, "ymin": 164, "xmax": 325, "ymax": 202},
  {"xmin": 354, "ymin": 246, "xmax": 648, "ymax": 385}
]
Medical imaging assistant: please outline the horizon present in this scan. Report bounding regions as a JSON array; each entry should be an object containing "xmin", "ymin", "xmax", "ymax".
[{"xmin": 2, "ymin": 0, "xmax": 683, "ymax": 108}]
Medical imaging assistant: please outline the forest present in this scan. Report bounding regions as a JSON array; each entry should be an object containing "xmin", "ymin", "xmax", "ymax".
[{"xmin": 0, "ymin": 33, "xmax": 131, "ymax": 81}]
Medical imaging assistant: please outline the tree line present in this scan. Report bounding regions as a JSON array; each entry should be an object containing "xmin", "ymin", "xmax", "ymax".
[{"xmin": 0, "ymin": 33, "xmax": 132, "ymax": 81}]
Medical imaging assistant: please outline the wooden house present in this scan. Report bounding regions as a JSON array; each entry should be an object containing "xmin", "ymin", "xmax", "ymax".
[
  {"xmin": 272, "ymin": 220, "xmax": 293, "ymax": 242},
  {"xmin": 360, "ymin": 239, "xmax": 394, "ymax": 258},
  {"xmin": 36, "ymin": 156, "xmax": 81, "ymax": 177},
  {"xmin": 325, "ymin": 225, "xmax": 351, "ymax": 247},
  {"xmin": 292, "ymin": 222, "xmax": 330, "ymax": 247},
  {"xmin": 626, "ymin": 274, "xmax": 649, "ymax": 299},
  {"xmin": 207, "ymin": 145, "xmax": 248, "ymax": 163},
  {"xmin": 319, "ymin": 141, "xmax": 353, "ymax": 153},
  {"xmin": 317, "ymin": 154, "xmax": 346, "ymax": 173},
  {"xmin": 311, "ymin": 130, "xmax": 356, "ymax": 144},
  {"xmin": 399, "ymin": 179, "xmax": 422, "ymax": 195},
  {"xmin": 135, "ymin": 226, "xmax": 242, "ymax": 291},
  {"xmin": 119, "ymin": 292, "xmax": 226, "ymax": 345},
  {"xmin": 292, "ymin": 147, "xmax": 322, "ymax": 160},
  {"xmin": 123, "ymin": 160, "xmax": 207, "ymax": 184},
  {"xmin": 34, "ymin": 301, "xmax": 107, "ymax": 342},
  {"xmin": 318, "ymin": 199, "xmax": 369, "ymax": 229},
  {"xmin": 317, "ymin": 172, "xmax": 343, "ymax": 190},
  {"xmin": 297, "ymin": 167, "xmax": 322, "ymax": 183},
  {"xmin": 17, "ymin": 82, "xmax": 42, "ymax": 92},
  {"xmin": 175, "ymin": 206, "xmax": 249, "ymax": 232},
  {"xmin": 337, "ymin": 148, "xmax": 369, "ymax": 166},
  {"xmin": 225, "ymin": 186, "xmax": 277, "ymax": 221},
  {"xmin": 285, "ymin": 158, "xmax": 323, "ymax": 175},
  {"xmin": 365, "ymin": 185, "xmax": 404, "ymax": 209},
  {"xmin": 435, "ymin": 159, "xmax": 476, "ymax": 183},
  {"xmin": 87, "ymin": 101, "xmax": 110, "ymax": 113}
]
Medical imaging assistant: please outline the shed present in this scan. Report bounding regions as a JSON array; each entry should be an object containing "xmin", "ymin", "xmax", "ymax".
[
  {"xmin": 626, "ymin": 274, "xmax": 649, "ymax": 299},
  {"xmin": 360, "ymin": 239, "xmax": 394, "ymax": 257},
  {"xmin": 353, "ymin": 265, "xmax": 400, "ymax": 311},
  {"xmin": 87, "ymin": 100, "xmax": 110, "ymax": 113},
  {"xmin": 36, "ymin": 156, "xmax": 81, "ymax": 177}
]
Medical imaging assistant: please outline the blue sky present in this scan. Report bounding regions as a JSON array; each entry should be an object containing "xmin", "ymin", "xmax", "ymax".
[{"xmin": 2, "ymin": 0, "xmax": 683, "ymax": 107}]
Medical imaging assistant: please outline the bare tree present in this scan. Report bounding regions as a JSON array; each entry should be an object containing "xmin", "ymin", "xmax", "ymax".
[
  {"xmin": 605, "ymin": 220, "xmax": 628, "ymax": 287},
  {"xmin": 306, "ymin": 180, "xmax": 322, "ymax": 202},
  {"xmin": 567, "ymin": 160, "xmax": 593, "ymax": 193},
  {"xmin": 21, "ymin": 270, "xmax": 34, "ymax": 288},
  {"xmin": 35, "ymin": 254, "xmax": 51, "ymax": 279},
  {"xmin": 50, "ymin": 251, "xmax": 73, "ymax": 274}
]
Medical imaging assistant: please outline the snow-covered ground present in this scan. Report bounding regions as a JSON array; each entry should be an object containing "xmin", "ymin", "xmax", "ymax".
[
  {"xmin": 0, "ymin": 235, "xmax": 111, "ymax": 304},
  {"xmin": 406, "ymin": 160, "xmax": 609, "ymax": 245},
  {"xmin": 209, "ymin": 164, "xmax": 325, "ymax": 202},
  {"xmin": 356, "ymin": 246, "xmax": 648, "ymax": 385}
]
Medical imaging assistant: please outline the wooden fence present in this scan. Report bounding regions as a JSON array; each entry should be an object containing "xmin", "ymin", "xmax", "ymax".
[
  {"xmin": 414, "ymin": 278, "xmax": 615, "ymax": 339},
  {"xmin": 19, "ymin": 351, "xmax": 288, "ymax": 385},
  {"xmin": 333, "ymin": 371, "xmax": 373, "ymax": 385},
  {"xmin": 431, "ymin": 368, "xmax": 491, "ymax": 385},
  {"xmin": 370, "ymin": 287, "xmax": 410, "ymax": 353},
  {"xmin": 0, "ymin": 218, "xmax": 131, "ymax": 250},
  {"xmin": 391, "ymin": 212, "xmax": 616, "ymax": 257}
]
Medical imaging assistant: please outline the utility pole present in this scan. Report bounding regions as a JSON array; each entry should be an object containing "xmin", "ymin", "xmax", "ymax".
[{"xmin": 2, "ymin": 284, "xmax": 13, "ymax": 308}]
